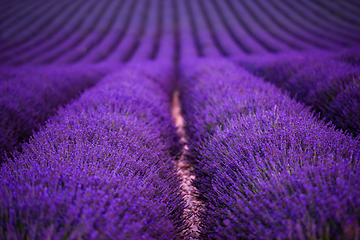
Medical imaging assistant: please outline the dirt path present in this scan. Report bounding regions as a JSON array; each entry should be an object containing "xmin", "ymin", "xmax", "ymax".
[{"xmin": 171, "ymin": 90, "xmax": 205, "ymax": 239}]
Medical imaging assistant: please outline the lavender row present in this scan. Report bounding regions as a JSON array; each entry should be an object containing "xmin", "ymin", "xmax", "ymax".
[
  {"xmin": 0, "ymin": 61, "xmax": 185, "ymax": 239},
  {"xmin": 243, "ymin": 53, "xmax": 360, "ymax": 136},
  {"xmin": 2, "ymin": 0, "xmax": 360, "ymax": 65},
  {"xmin": 0, "ymin": 64, "xmax": 114, "ymax": 162},
  {"xmin": 0, "ymin": 0, "xmax": 176, "ymax": 64},
  {"xmin": 333, "ymin": 46, "xmax": 360, "ymax": 66},
  {"xmin": 179, "ymin": 59, "xmax": 360, "ymax": 239}
]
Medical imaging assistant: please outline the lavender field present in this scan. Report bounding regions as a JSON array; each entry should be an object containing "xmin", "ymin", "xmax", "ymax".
[{"xmin": 1, "ymin": 0, "xmax": 360, "ymax": 239}]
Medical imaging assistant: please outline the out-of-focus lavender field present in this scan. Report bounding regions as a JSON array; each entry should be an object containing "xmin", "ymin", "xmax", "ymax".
[{"xmin": 1, "ymin": 0, "xmax": 360, "ymax": 239}]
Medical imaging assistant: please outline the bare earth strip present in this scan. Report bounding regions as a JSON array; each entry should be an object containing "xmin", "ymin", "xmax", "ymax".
[{"xmin": 171, "ymin": 90, "xmax": 205, "ymax": 239}]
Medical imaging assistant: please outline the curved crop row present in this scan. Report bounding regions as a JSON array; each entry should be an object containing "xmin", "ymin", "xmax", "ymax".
[
  {"xmin": 243, "ymin": 53, "xmax": 360, "ymax": 136},
  {"xmin": 0, "ymin": 64, "xmax": 111, "ymax": 162},
  {"xmin": 179, "ymin": 59, "xmax": 360, "ymax": 239},
  {"xmin": 1, "ymin": 0, "xmax": 360, "ymax": 65},
  {"xmin": 0, "ymin": 61, "xmax": 185, "ymax": 239}
]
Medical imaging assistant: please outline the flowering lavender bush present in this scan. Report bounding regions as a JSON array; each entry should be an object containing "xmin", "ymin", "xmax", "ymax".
[
  {"xmin": 242, "ymin": 52, "xmax": 324, "ymax": 87},
  {"xmin": 0, "ymin": 65, "xmax": 110, "ymax": 161},
  {"xmin": 180, "ymin": 59, "xmax": 360, "ymax": 239},
  {"xmin": 327, "ymin": 81, "xmax": 360, "ymax": 137},
  {"xmin": 245, "ymin": 53, "xmax": 360, "ymax": 136},
  {"xmin": 285, "ymin": 59, "xmax": 359, "ymax": 111},
  {"xmin": 0, "ymin": 62, "xmax": 185, "ymax": 239},
  {"xmin": 333, "ymin": 46, "xmax": 360, "ymax": 66}
]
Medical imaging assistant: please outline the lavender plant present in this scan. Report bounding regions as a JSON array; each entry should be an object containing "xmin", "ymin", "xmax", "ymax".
[
  {"xmin": 0, "ymin": 65, "xmax": 109, "ymax": 162},
  {"xmin": 241, "ymin": 52, "xmax": 324, "ymax": 87},
  {"xmin": 179, "ymin": 59, "xmax": 360, "ymax": 239},
  {"xmin": 333, "ymin": 46, "xmax": 360, "ymax": 66},
  {"xmin": 0, "ymin": 61, "xmax": 185, "ymax": 239},
  {"xmin": 285, "ymin": 59, "xmax": 359, "ymax": 112},
  {"xmin": 327, "ymin": 80, "xmax": 360, "ymax": 136},
  {"xmin": 244, "ymin": 53, "xmax": 360, "ymax": 136}
]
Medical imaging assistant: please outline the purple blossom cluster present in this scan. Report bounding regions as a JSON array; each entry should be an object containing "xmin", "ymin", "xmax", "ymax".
[
  {"xmin": 0, "ymin": 62, "xmax": 185, "ymax": 239},
  {"xmin": 179, "ymin": 59, "xmax": 360, "ymax": 239},
  {"xmin": 334, "ymin": 46, "xmax": 360, "ymax": 66},
  {"xmin": 244, "ymin": 53, "xmax": 360, "ymax": 136},
  {"xmin": 0, "ymin": 65, "xmax": 110, "ymax": 162}
]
